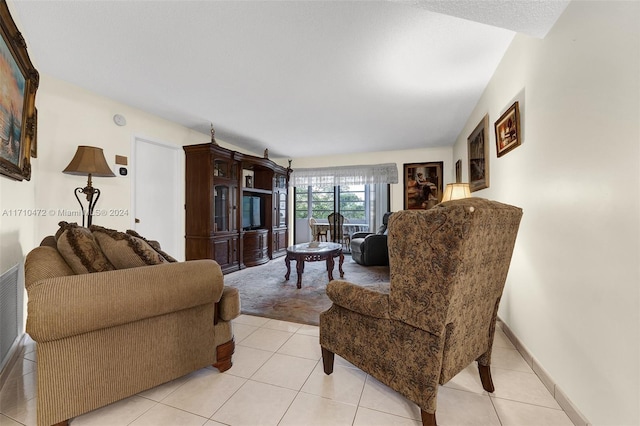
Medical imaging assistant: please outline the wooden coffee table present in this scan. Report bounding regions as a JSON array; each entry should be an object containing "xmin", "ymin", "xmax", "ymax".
[{"xmin": 285, "ymin": 242, "xmax": 344, "ymax": 289}]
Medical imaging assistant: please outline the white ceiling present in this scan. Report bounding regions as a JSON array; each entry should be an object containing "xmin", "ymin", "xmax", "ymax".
[{"xmin": 11, "ymin": 0, "xmax": 569, "ymax": 158}]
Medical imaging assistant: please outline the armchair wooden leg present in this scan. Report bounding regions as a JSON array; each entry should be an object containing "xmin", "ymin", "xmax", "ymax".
[
  {"xmin": 321, "ymin": 347, "xmax": 334, "ymax": 375},
  {"xmin": 478, "ymin": 364, "xmax": 495, "ymax": 393},
  {"xmin": 213, "ymin": 339, "xmax": 235, "ymax": 372},
  {"xmin": 421, "ymin": 410, "xmax": 437, "ymax": 426}
]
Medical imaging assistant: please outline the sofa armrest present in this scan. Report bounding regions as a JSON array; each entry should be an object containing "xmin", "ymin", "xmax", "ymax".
[
  {"xmin": 216, "ymin": 286, "xmax": 241, "ymax": 323},
  {"xmin": 326, "ymin": 280, "xmax": 390, "ymax": 320},
  {"xmin": 27, "ymin": 259, "xmax": 223, "ymax": 342}
]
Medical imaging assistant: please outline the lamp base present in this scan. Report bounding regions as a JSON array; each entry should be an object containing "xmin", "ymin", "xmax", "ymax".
[{"xmin": 73, "ymin": 183, "xmax": 101, "ymax": 227}]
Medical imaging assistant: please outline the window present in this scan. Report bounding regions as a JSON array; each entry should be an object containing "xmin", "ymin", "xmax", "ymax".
[
  {"xmin": 294, "ymin": 184, "xmax": 389, "ymax": 245},
  {"xmin": 292, "ymin": 163, "xmax": 396, "ymax": 245}
]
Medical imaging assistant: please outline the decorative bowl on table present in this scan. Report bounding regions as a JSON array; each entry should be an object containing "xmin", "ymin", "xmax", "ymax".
[{"xmin": 308, "ymin": 241, "xmax": 320, "ymax": 248}]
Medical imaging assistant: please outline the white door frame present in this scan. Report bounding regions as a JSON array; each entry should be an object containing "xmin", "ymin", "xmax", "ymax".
[{"xmin": 130, "ymin": 135, "xmax": 184, "ymax": 260}]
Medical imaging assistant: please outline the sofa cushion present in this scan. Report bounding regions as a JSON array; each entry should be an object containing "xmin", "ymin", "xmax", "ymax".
[
  {"xmin": 57, "ymin": 223, "xmax": 115, "ymax": 274},
  {"xmin": 126, "ymin": 229, "xmax": 177, "ymax": 262},
  {"xmin": 91, "ymin": 225, "xmax": 168, "ymax": 269}
]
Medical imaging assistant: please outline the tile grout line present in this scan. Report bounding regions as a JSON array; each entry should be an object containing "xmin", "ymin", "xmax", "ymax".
[{"xmin": 499, "ymin": 318, "xmax": 590, "ymax": 426}]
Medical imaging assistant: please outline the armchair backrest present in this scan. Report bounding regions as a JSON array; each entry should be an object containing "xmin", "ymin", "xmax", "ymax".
[
  {"xmin": 387, "ymin": 198, "xmax": 522, "ymax": 381},
  {"xmin": 327, "ymin": 212, "xmax": 345, "ymax": 239},
  {"xmin": 376, "ymin": 212, "xmax": 393, "ymax": 235}
]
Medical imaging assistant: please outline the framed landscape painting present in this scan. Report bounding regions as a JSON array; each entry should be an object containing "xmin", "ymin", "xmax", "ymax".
[
  {"xmin": 495, "ymin": 101, "xmax": 521, "ymax": 157},
  {"xmin": 403, "ymin": 162, "xmax": 443, "ymax": 210},
  {"xmin": 0, "ymin": 1, "xmax": 39, "ymax": 181},
  {"xmin": 467, "ymin": 114, "xmax": 489, "ymax": 192}
]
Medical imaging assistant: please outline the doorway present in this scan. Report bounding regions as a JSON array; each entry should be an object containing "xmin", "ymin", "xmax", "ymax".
[{"xmin": 132, "ymin": 137, "xmax": 183, "ymax": 260}]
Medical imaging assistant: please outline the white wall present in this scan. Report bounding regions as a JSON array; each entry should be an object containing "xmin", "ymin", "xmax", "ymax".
[
  {"xmin": 1, "ymin": 66, "xmax": 285, "ymax": 274},
  {"xmin": 452, "ymin": 2, "xmax": 639, "ymax": 425},
  {"xmin": 29, "ymin": 75, "xmax": 215, "ymax": 262}
]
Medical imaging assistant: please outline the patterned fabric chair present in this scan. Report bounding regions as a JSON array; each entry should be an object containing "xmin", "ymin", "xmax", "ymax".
[{"xmin": 320, "ymin": 198, "xmax": 523, "ymax": 426}]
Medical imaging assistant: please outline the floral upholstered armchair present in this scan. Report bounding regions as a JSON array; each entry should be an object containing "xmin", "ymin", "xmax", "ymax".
[{"xmin": 320, "ymin": 198, "xmax": 523, "ymax": 426}]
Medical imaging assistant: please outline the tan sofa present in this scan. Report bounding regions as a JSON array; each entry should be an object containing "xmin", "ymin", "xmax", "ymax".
[{"xmin": 25, "ymin": 225, "xmax": 240, "ymax": 426}]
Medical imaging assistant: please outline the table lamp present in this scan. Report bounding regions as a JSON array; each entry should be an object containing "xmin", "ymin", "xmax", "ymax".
[
  {"xmin": 63, "ymin": 146, "xmax": 115, "ymax": 226},
  {"xmin": 441, "ymin": 183, "xmax": 471, "ymax": 202}
]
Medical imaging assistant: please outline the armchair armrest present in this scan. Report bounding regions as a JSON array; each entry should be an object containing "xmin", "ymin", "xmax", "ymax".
[
  {"xmin": 363, "ymin": 234, "xmax": 388, "ymax": 243},
  {"xmin": 326, "ymin": 280, "xmax": 390, "ymax": 319},
  {"xmin": 27, "ymin": 259, "xmax": 223, "ymax": 342},
  {"xmin": 351, "ymin": 232, "xmax": 372, "ymax": 240}
]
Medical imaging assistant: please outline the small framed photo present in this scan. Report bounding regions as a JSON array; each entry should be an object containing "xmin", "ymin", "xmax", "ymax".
[
  {"xmin": 467, "ymin": 115, "xmax": 490, "ymax": 192},
  {"xmin": 495, "ymin": 101, "xmax": 521, "ymax": 157},
  {"xmin": 403, "ymin": 162, "xmax": 443, "ymax": 210}
]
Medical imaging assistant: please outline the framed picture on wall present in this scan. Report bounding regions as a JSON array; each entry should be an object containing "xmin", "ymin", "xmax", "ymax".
[
  {"xmin": 0, "ymin": 2, "xmax": 39, "ymax": 181},
  {"xmin": 455, "ymin": 159, "xmax": 462, "ymax": 183},
  {"xmin": 403, "ymin": 162, "xmax": 443, "ymax": 210},
  {"xmin": 467, "ymin": 115, "xmax": 490, "ymax": 192},
  {"xmin": 495, "ymin": 101, "xmax": 521, "ymax": 157}
]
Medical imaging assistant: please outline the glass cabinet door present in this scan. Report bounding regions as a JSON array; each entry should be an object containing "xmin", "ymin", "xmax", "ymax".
[
  {"xmin": 229, "ymin": 185, "xmax": 238, "ymax": 231},
  {"xmin": 213, "ymin": 159, "xmax": 228, "ymax": 178},
  {"xmin": 214, "ymin": 158, "xmax": 238, "ymax": 179},
  {"xmin": 278, "ymin": 192, "xmax": 287, "ymax": 227},
  {"xmin": 214, "ymin": 185, "xmax": 229, "ymax": 232}
]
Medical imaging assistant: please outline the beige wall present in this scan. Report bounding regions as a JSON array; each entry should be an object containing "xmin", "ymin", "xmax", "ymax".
[
  {"xmin": 2, "ymin": 1, "xmax": 638, "ymax": 424},
  {"xmin": 1, "ymin": 73, "xmax": 220, "ymax": 274},
  {"xmin": 452, "ymin": 2, "xmax": 639, "ymax": 425},
  {"xmin": 0, "ymin": 172, "xmax": 36, "ymax": 274}
]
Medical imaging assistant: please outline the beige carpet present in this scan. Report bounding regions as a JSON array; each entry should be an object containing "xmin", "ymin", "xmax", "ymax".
[{"xmin": 223, "ymin": 256, "xmax": 390, "ymax": 325}]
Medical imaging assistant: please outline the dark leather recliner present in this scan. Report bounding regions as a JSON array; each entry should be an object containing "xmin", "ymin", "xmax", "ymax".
[{"xmin": 350, "ymin": 212, "xmax": 392, "ymax": 266}]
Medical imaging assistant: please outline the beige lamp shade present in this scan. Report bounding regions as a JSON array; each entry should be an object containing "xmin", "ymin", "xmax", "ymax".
[
  {"xmin": 63, "ymin": 146, "xmax": 115, "ymax": 177},
  {"xmin": 441, "ymin": 183, "xmax": 471, "ymax": 202}
]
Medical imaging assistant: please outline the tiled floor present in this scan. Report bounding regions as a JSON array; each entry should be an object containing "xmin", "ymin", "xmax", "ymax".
[{"xmin": 0, "ymin": 315, "xmax": 574, "ymax": 426}]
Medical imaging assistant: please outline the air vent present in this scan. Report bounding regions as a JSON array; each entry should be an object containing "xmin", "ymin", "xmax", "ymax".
[{"xmin": 0, "ymin": 264, "xmax": 20, "ymax": 371}]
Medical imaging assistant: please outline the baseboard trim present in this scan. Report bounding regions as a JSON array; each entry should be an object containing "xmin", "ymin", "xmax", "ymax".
[
  {"xmin": 0, "ymin": 333, "xmax": 25, "ymax": 392},
  {"xmin": 498, "ymin": 319, "xmax": 591, "ymax": 426}
]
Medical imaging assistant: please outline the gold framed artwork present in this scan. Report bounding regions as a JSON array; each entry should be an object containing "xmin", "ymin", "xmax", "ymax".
[
  {"xmin": 0, "ymin": 1, "xmax": 39, "ymax": 181},
  {"xmin": 467, "ymin": 114, "xmax": 489, "ymax": 192},
  {"xmin": 495, "ymin": 101, "xmax": 521, "ymax": 157},
  {"xmin": 403, "ymin": 162, "xmax": 443, "ymax": 210}
]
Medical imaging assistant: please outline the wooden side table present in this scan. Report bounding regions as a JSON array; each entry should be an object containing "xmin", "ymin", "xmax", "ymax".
[{"xmin": 285, "ymin": 242, "xmax": 344, "ymax": 289}]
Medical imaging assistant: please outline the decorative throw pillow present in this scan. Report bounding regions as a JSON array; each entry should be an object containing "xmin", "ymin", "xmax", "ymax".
[
  {"xmin": 57, "ymin": 223, "xmax": 115, "ymax": 274},
  {"xmin": 54, "ymin": 221, "xmax": 73, "ymax": 241},
  {"xmin": 126, "ymin": 229, "xmax": 177, "ymax": 262},
  {"xmin": 90, "ymin": 225, "xmax": 168, "ymax": 269}
]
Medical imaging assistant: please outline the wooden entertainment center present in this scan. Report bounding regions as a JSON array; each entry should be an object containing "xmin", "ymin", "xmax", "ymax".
[{"xmin": 184, "ymin": 143, "xmax": 291, "ymax": 273}]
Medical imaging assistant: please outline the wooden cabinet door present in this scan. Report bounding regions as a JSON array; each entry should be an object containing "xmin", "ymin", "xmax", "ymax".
[{"xmin": 213, "ymin": 235, "xmax": 240, "ymax": 273}]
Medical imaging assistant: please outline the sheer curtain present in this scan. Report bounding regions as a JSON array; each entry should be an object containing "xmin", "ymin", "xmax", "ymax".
[
  {"xmin": 291, "ymin": 163, "xmax": 398, "ymax": 187},
  {"xmin": 292, "ymin": 164, "xmax": 397, "ymax": 244}
]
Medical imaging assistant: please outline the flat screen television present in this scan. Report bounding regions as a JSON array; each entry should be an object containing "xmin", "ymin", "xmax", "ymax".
[{"xmin": 242, "ymin": 195, "xmax": 262, "ymax": 229}]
